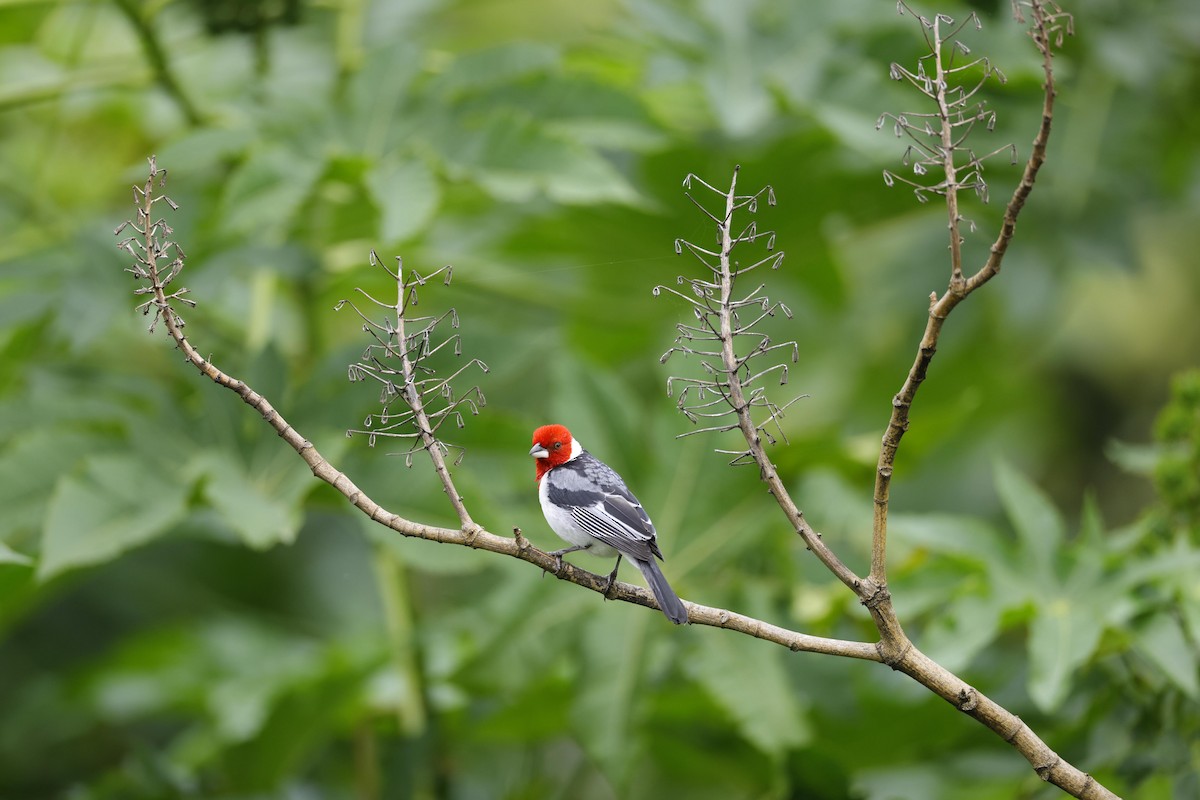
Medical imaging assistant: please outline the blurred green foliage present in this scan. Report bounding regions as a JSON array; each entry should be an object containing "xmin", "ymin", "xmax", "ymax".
[{"xmin": 1, "ymin": 0, "xmax": 1198, "ymax": 797}]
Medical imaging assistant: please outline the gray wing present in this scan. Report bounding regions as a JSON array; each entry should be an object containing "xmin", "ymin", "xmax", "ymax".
[
  {"xmin": 569, "ymin": 492, "xmax": 663, "ymax": 562},
  {"xmin": 549, "ymin": 452, "xmax": 665, "ymax": 562}
]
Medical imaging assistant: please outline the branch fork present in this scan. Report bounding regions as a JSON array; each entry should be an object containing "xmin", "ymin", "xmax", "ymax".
[
  {"xmin": 647, "ymin": 3, "xmax": 1108, "ymax": 797},
  {"xmin": 114, "ymin": 2, "xmax": 1115, "ymax": 796}
]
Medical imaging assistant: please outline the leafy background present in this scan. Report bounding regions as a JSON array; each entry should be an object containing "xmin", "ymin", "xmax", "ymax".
[{"xmin": 1, "ymin": 0, "xmax": 1198, "ymax": 797}]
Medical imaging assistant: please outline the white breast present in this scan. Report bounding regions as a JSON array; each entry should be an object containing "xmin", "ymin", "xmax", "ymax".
[{"xmin": 538, "ymin": 472, "xmax": 619, "ymax": 558}]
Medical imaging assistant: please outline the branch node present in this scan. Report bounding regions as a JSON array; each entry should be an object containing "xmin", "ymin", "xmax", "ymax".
[
  {"xmin": 1003, "ymin": 715, "xmax": 1025, "ymax": 743},
  {"xmin": 861, "ymin": 583, "xmax": 892, "ymax": 611},
  {"xmin": 1034, "ymin": 755, "xmax": 1061, "ymax": 782},
  {"xmin": 876, "ymin": 637, "xmax": 913, "ymax": 670}
]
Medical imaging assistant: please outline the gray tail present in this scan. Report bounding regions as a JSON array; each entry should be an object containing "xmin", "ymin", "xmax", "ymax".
[{"xmin": 635, "ymin": 558, "xmax": 688, "ymax": 625}]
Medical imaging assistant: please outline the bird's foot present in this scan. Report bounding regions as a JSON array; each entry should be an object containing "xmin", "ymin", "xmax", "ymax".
[
  {"xmin": 546, "ymin": 547, "xmax": 574, "ymax": 577},
  {"xmin": 601, "ymin": 566, "xmax": 620, "ymax": 599}
]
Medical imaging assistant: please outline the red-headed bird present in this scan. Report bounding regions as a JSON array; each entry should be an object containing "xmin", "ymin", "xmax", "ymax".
[{"xmin": 530, "ymin": 424, "xmax": 688, "ymax": 625}]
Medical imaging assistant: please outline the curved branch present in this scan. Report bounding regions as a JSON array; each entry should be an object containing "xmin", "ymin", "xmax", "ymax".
[
  {"xmin": 120, "ymin": 3, "xmax": 1116, "ymax": 791},
  {"xmin": 685, "ymin": 4, "xmax": 1108, "ymax": 797},
  {"xmin": 186, "ymin": 349, "xmax": 879, "ymax": 661},
  {"xmin": 870, "ymin": 0, "xmax": 1063, "ymax": 588},
  {"xmin": 119, "ymin": 158, "xmax": 877, "ymax": 662},
  {"xmin": 686, "ymin": 154, "xmax": 1113, "ymax": 799}
]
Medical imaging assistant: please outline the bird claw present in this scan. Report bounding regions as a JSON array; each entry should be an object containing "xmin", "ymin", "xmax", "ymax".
[
  {"xmin": 601, "ymin": 568, "xmax": 620, "ymax": 599},
  {"xmin": 545, "ymin": 548, "xmax": 570, "ymax": 577}
]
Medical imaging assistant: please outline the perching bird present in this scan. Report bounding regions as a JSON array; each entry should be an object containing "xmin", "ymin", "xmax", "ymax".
[{"xmin": 529, "ymin": 424, "xmax": 688, "ymax": 625}]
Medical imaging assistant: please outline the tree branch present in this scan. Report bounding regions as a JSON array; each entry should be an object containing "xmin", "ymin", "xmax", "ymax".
[
  {"xmin": 714, "ymin": 167, "xmax": 867, "ymax": 597},
  {"xmin": 117, "ymin": 3, "xmax": 1117, "ymax": 796},
  {"xmin": 115, "ymin": 156, "xmax": 877, "ymax": 666},
  {"xmin": 871, "ymin": 0, "xmax": 1066, "ymax": 590},
  {"xmin": 655, "ymin": 3, "xmax": 1115, "ymax": 797}
]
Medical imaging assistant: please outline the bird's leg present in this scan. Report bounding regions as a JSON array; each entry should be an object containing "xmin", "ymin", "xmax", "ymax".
[
  {"xmin": 547, "ymin": 544, "xmax": 587, "ymax": 575},
  {"xmin": 601, "ymin": 554, "xmax": 623, "ymax": 598}
]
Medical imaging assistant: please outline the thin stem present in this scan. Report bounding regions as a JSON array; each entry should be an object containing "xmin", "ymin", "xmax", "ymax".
[
  {"xmin": 869, "ymin": 0, "xmax": 1063, "ymax": 592},
  {"xmin": 714, "ymin": 168, "xmax": 867, "ymax": 596},
  {"xmin": 111, "ymin": 0, "xmax": 203, "ymax": 125},
  {"xmin": 933, "ymin": 16, "xmax": 967, "ymax": 289},
  {"xmin": 392, "ymin": 278, "xmax": 475, "ymax": 528}
]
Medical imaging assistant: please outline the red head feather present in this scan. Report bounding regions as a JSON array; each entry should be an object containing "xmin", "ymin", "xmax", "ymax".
[{"xmin": 531, "ymin": 424, "xmax": 575, "ymax": 481}]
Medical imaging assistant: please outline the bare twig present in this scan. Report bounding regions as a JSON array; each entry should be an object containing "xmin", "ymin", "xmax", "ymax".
[
  {"xmin": 871, "ymin": 0, "xmax": 1070, "ymax": 588},
  {"xmin": 873, "ymin": 3, "xmax": 1102, "ymax": 798},
  {"xmin": 117, "ymin": 2, "xmax": 1115, "ymax": 795},
  {"xmin": 115, "ymin": 155, "xmax": 875, "ymax": 662},
  {"xmin": 653, "ymin": 3, "xmax": 1113, "ymax": 797},
  {"xmin": 337, "ymin": 253, "xmax": 488, "ymax": 528},
  {"xmin": 660, "ymin": 168, "xmax": 864, "ymax": 596}
]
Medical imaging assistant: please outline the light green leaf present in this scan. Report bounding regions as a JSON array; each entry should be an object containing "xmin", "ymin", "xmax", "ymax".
[
  {"xmin": 921, "ymin": 594, "xmax": 1004, "ymax": 673},
  {"xmin": 994, "ymin": 459, "xmax": 1063, "ymax": 571},
  {"xmin": 1027, "ymin": 592, "xmax": 1106, "ymax": 711},
  {"xmin": 1135, "ymin": 615, "xmax": 1200, "ymax": 698},
  {"xmin": 0, "ymin": 542, "xmax": 31, "ymax": 566},
  {"xmin": 0, "ymin": 430, "xmax": 99, "ymax": 538},
  {"xmin": 220, "ymin": 147, "xmax": 323, "ymax": 238},
  {"xmin": 39, "ymin": 455, "xmax": 190, "ymax": 580},
  {"xmin": 364, "ymin": 159, "xmax": 441, "ymax": 243},
  {"xmin": 480, "ymin": 76, "xmax": 665, "ymax": 151},
  {"xmin": 430, "ymin": 43, "xmax": 559, "ymax": 99},
  {"xmin": 190, "ymin": 451, "xmax": 305, "ymax": 549},
  {"xmin": 571, "ymin": 610, "xmax": 649, "ymax": 780},
  {"xmin": 689, "ymin": 633, "xmax": 810, "ymax": 758},
  {"xmin": 1077, "ymin": 491, "xmax": 1106, "ymax": 547},
  {"xmin": 435, "ymin": 111, "xmax": 640, "ymax": 206},
  {"xmin": 153, "ymin": 128, "xmax": 253, "ymax": 175},
  {"xmin": 889, "ymin": 512, "xmax": 1006, "ymax": 566},
  {"xmin": 1105, "ymin": 439, "xmax": 1161, "ymax": 477}
]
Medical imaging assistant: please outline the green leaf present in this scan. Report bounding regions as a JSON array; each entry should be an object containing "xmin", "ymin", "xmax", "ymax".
[
  {"xmin": 0, "ymin": 542, "xmax": 31, "ymax": 566},
  {"xmin": 1135, "ymin": 614, "xmax": 1200, "ymax": 698},
  {"xmin": 921, "ymin": 594, "xmax": 1004, "ymax": 673},
  {"xmin": 364, "ymin": 159, "xmax": 441, "ymax": 243},
  {"xmin": 39, "ymin": 455, "xmax": 190, "ymax": 580},
  {"xmin": 1026, "ymin": 591, "xmax": 1106, "ymax": 711},
  {"xmin": 888, "ymin": 512, "xmax": 1006, "ymax": 566},
  {"xmin": 429, "ymin": 43, "xmax": 559, "ymax": 99},
  {"xmin": 994, "ymin": 459, "xmax": 1063, "ymax": 571},
  {"xmin": 481, "ymin": 76, "xmax": 665, "ymax": 151},
  {"xmin": 220, "ymin": 147, "xmax": 323, "ymax": 238},
  {"xmin": 433, "ymin": 110, "xmax": 640, "ymax": 206},
  {"xmin": 190, "ymin": 451, "xmax": 306, "ymax": 550},
  {"xmin": 0, "ymin": 430, "xmax": 99, "ymax": 538},
  {"xmin": 689, "ymin": 633, "xmax": 810, "ymax": 759},
  {"xmin": 571, "ymin": 610, "xmax": 650, "ymax": 781},
  {"xmin": 1105, "ymin": 439, "xmax": 1161, "ymax": 477},
  {"xmin": 153, "ymin": 128, "xmax": 254, "ymax": 176}
]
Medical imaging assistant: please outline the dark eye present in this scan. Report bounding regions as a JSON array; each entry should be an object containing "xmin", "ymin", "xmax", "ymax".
[{"xmin": 553, "ymin": 442, "xmax": 562, "ymax": 450}]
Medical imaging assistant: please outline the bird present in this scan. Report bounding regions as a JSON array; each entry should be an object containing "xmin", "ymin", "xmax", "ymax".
[{"xmin": 529, "ymin": 423, "xmax": 688, "ymax": 625}]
